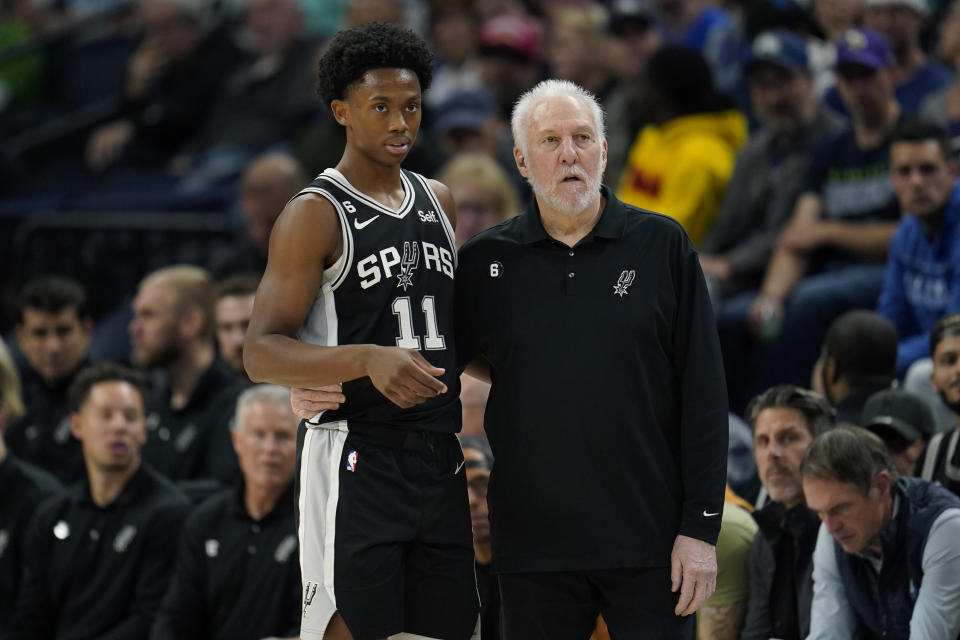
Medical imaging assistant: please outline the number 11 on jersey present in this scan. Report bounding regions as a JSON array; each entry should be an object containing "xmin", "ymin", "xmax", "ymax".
[{"xmin": 392, "ymin": 296, "xmax": 446, "ymax": 350}]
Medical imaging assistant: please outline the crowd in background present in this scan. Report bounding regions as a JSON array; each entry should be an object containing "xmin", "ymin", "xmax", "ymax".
[{"xmin": 4, "ymin": 0, "xmax": 960, "ymax": 637}]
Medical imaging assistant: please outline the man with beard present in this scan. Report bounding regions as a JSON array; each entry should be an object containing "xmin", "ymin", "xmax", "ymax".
[
  {"xmin": 741, "ymin": 385, "xmax": 834, "ymax": 640},
  {"xmin": 213, "ymin": 274, "xmax": 259, "ymax": 381},
  {"xmin": 7, "ymin": 276, "xmax": 94, "ymax": 484},
  {"xmin": 454, "ymin": 79, "xmax": 728, "ymax": 638},
  {"xmin": 129, "ymin": 265, "xmax": 245, "ymax": 488},
  {"xmin": 918, "ymin": 312, "xmax": 960, "ymax": 493}
]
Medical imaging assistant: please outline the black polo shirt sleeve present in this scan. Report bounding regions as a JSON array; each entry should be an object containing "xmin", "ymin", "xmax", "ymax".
[
  {"xmin": 670, "ymin": 233, "xmax": 728, "ymax": 545},
  {"xmin": 99, "ymin": 498, "xmax": 189, "ymax": 640},
  {"xmin": 151, "ymin": 508, "xmax": 210, "ymax": 640},
  {"xmin": 8, "ymin": 502, "xmax": 59, "ymax": 640}
]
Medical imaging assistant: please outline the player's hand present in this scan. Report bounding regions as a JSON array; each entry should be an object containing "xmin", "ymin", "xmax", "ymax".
[
  {"xmin": 670, "ymin": 534, "xmax": 717, "ymax": 616},
  {"xmin": 366, "ymin": 346, "xmax": 447, "ymax": 409},
  {"xmin": 290, "ymin": 384, "xmax": 345, "ymax": 420}
]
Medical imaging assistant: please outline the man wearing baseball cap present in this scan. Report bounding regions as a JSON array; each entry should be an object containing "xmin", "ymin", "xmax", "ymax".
[
  {"xmin": 701, "ymin": 30, "xmax": 843, "ymax": 307},
  {"xmin": 862, "ymin": 388, "xmax": 936, "ymax": 475},
  {"xmin": 729, "ymin": 26, "xmax": 901, "ymax": 408},
  {"xmin": 824, "ymin": 0, "xmax": 951, "ymax": 117}
]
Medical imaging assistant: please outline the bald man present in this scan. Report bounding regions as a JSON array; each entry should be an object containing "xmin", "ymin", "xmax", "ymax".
[{"xmin": 209, "ymin": 152, "xmax": 308, "ymax": 279}]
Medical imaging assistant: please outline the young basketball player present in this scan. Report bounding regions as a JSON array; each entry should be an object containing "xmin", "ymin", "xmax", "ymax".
[{"xmin": 243, "ymin": 21, "xmax": 478, "ymax": 640}]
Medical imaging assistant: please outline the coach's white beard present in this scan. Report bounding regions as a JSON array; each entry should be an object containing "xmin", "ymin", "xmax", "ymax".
[{"xmin": 529, "ymin": 165, "xmax": 602, "ymax": 217}]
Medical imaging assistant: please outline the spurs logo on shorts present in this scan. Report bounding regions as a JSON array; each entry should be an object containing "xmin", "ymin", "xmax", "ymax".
[{"xmin": 303, "ymin": 582, "xmax": 318, "ymax": 609}]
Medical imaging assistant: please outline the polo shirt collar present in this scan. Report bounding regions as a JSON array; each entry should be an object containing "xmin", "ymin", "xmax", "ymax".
[{"xmin": 515, "ymin": 184, "xmax": 626, "ymax": 245}]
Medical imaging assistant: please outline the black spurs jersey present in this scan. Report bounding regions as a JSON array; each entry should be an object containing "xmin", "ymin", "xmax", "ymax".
[{"xmin": 295, "ymin": 168, "xmax": 461, "ymax": 433}]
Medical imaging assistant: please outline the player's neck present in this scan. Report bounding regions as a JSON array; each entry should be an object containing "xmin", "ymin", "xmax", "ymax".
[{"xmin": 335, "ymin": 151, "xmax": 406, "ymax": 206}]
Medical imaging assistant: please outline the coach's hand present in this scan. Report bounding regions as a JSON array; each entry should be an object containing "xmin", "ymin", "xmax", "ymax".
[
  {"xmin": 366, "ymin": 346, "xmax": 447, "ymax": 409},
  {"xmin": 670, "ymin": 534, "xmax": 717, "ymax": 616},
  {"xmin": 290, "ymin": 384, "xmax": 345, "ymax": 420}
]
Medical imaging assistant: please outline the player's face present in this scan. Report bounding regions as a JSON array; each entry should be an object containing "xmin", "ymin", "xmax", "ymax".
[
  {"xmin": 803, "ymin": 473, "xmax": 888, "ymax": 554},
  {"xmin": 232, "ymin": 400, "xmax": 298, "ymax": 492},
  {"xmin": 890, "ymin": 140, "xmax": 957, "ymax": 220},
  {"xmin": 129, "ymin": 280, "xmax": 181, "ymax": 369},
  {"xmin": 515, "ymin": 95, "xmax": 607, "ymax": 216},
  {"xmin": 932, "ymin": 335, "xmax": 960, "ymax": 410},
  {"xmin": 18, "ymin": 307, "xmax": 92, "ymax": 384},
  {"xmin": 71, "ymin": 381, "xmax": 147, "ymax": 473},
  {"xmin": 753, "ymin": 407, "xmax": 814, "ymax": 509},
  {"xmin": 463, "ymin": 447, "xmax": 490, "ymax": 544},
  {"xmin": 333, "ymin": 68, "xmax": 422, "ymax": 167},
  {"xmin": 216, "ymin": 294, "xmax": 255, "ymax": 376}
]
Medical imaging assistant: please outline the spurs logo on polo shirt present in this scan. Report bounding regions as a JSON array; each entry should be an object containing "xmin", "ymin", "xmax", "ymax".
[
  {"xmin": 275, "ymin": 534, "xmax": 297, "ymax": 563},
  {"xmin": 175, "ymin": 424, "xmax": 198, "ymax": 452},
  {"xmin": 396, "ymin": 241, "xmax": 420, "ymax": 291},
  {"xmin": 0, "ymin": 529, "xmax": 9, "ymax": 558},
  {"xmin": 205, "ymin": 539, "xmax": 220, "ymax": 558},
  {"xmin": 613, "ymin": 270, "xmax": 636, "ymax": 297},
  {"xmin": 53, "ymin": 520, "xmax": 70, "ymax": 540},
  {"xmin": 54, "ymin": 416, "xmax": 72, "ymax": 444},
  {"xmin": 114, "ymin": 525, "xmax": 137, "ymax": 553}
]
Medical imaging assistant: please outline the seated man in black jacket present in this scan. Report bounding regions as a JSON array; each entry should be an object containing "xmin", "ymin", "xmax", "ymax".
[
  {"xmin": 9, "ymin": 362, "xmax": 189, "ymax": 639},
  {"xmin": 741, "ymin": 385, "xmax": 835, "ymax": 640},
  {"xmin": 151, "ymin": 383, "xmax": 300, "ymax": 640}
]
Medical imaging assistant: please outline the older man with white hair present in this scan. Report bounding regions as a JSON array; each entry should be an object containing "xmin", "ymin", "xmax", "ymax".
[
  {"xmin": 454, "ymin": 79, "xmax": 728, "ymax": 639},
  {"xmin": 152, "ymin": 384, "xmax": 301, "ymax": 640}
]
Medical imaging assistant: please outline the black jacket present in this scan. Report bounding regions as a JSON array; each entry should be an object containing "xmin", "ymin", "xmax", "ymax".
[{"xmin": 741, "ymin": 500, "xmax": 820, "ymax": 640}]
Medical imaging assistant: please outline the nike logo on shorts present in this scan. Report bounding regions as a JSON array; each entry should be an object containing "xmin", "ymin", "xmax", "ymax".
[
  {"xmin": 703, "ymin": 510, "xmax": 720, "ymax": 517},
  {"xmin": 353, "ymin": 215, "xmax": 379, "ymax": 230}
]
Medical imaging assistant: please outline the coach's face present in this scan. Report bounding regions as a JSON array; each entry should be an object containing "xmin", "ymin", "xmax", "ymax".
[
  {"xmin": 514, "ymin": 95, "xmax": 607, "ymax": 216},
  {"xmin": 332, "ymin": 68, "xmax": 422, "ymax": 169},
  {"xmin": 754, "ymin": 407, "xmax": 814, "ymax": 509}
]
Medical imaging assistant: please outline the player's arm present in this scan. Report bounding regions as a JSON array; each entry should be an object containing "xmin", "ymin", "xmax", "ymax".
[{"xmin": 244, "ymin": 195, "xmax": 447, "ymax": 408}]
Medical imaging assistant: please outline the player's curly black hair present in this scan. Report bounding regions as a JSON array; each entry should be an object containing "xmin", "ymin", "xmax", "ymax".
[{"xmin": 317, "ymin": 22, "xmax": 433, "ymax": 109}]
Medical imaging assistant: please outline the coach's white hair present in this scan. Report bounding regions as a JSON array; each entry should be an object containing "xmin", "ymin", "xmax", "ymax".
[
  {"xmin": 510, "ymin": 79, "xmax": 606, "ymax": 157},
  {"xmin": 231, "ymin": 384, "xmax": 293, "ymax": 431}
]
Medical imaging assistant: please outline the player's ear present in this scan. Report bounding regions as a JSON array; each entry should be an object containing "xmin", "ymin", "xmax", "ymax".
[{"xmin": 331, "ymin": 99, "xmax": 349, "ymax": 126}]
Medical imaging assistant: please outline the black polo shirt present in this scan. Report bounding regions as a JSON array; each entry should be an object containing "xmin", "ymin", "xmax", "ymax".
[
  {"xmin": 9, "ymin": 462, "xmax": 189, "ymax": 639},
  {"xmin": 455, "ymin": 186, "xmax": 728, "ymax": 573},
  {"xmin": 6, "ymin": 359, "xmax": 89, "ymax": 485},
  {"xmin": 0, "ymin": 454, "xmax": 62, "ymax": 635},
  {"xmin": 142, "ymin": 358, "xmax": 244, "ymax": 485},
  {"xmin": 151, "ymin": 482, "xmax": 300, "ymax": 640}
]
